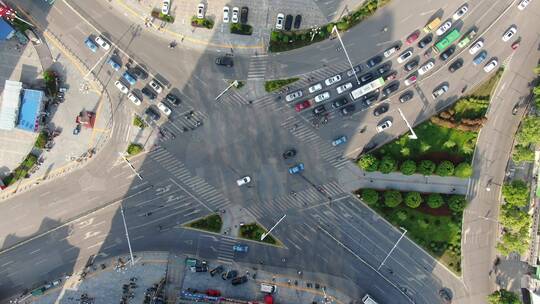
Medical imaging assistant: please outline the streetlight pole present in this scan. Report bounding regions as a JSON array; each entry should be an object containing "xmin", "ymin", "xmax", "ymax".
[
  {"xmin": 397, "ymin": 108, "xmax": 418, "ymax": 140},
  {"xmin": 331, "ymin": 25, "xmax": 361, "ymax": 85},
  {"xmin": 378, "ymin": 227, "xmax": 407, "ymax": 270},
  {"xmin": 215, "ymin": 80, "xmax": 238, "ymax": 101},
  {"xmin": 120, "ymin": 203, "xmax": 135, "ymax": 266},
  {"xmin": 118, "ymin": 152, "xmax": 143, "ymax": 180}
]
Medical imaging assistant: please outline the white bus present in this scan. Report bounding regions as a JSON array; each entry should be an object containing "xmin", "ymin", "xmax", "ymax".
[{"xmin": 349, "ymin": 77, "xmax": 385, "ymax": 100}]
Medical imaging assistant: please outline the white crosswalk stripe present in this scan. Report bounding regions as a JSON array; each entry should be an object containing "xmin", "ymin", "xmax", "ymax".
[
  {"xmin": 220, "ymin": 88, "xmax": 250, "ymax": 106},
  {"xmin": 217, "ymin": 237, "xmax": 237, "ymax": 264},
  {"xmin": 247, "ymin": 55, "xmax": 268, "ymax": 80}
]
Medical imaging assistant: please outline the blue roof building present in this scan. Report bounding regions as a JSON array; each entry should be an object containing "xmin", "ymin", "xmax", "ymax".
[
  {"xmin": 17, "ymin": 89, "xmax": 43, "ymax": 132},
  {"xmin": 0, "ymin": 18, "xmax": 15, "ymax": 40}
]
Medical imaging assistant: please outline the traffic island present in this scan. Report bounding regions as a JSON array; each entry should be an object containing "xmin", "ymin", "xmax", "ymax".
[
  {"xmin": 356, "ymin": 188, "xmax": 466, "ymax": 274},
  {"xmin": 185, "ymin": 213, "xmax": 223, "ymax": 233},
  {"xmin": 239, "ymin": 222, "xmax": 280, "ymax": 246},
  {"xmin": 127, "ymin": 143, "xmax": 143, "ymax": 156},
  {"xmin": 264, "ymin": 78, "xmax": 299, "ymax": 92}
]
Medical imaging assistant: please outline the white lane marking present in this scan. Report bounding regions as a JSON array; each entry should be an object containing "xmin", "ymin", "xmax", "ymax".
[{"xmin": 29, "ymin": 249, "xmax": 41, "ymax": 255}]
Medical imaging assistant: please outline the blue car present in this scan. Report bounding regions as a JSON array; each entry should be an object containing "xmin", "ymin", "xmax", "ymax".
[
  {"xmin": 473, "ymin": 50, "xmax": 487, "ymax": 65},
  {"xmin": 233, "ymin": 244, "xmax": 249, "ymax": 253},
  {"xmin": 122, "ymin": 72, "xmax": 137, "ymax": 85},
  {"xmin": 288, "ymin": 163, "xmax": 304, "ymax": 175},
  {"xmin": 331, "ymin": 135, "xmax": 347, "ymax": 147},
  {"xmin": 84, "ymin": 38, "xmax": 98, "ymax": 53},
  {"xmin": 107, "ymin": 58, "xmax": 121, "ymax": 71}
]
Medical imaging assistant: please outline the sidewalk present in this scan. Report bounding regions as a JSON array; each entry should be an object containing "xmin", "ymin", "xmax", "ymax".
[
  {"xmin": 338, "ymin": 162, "xmax": 470, "ymax": 194},
  {"xmin": 220, "ymin": 204, "xmax": 256, "ymax": 237}
]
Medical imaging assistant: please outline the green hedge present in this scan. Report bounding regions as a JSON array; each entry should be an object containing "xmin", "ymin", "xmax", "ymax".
[
  {"xmin": 187, "ymin": 214, "xmax": 222, "ymax": 233},
  {"xmin": 191, "ymin": 16, "xmax": 214, "ymax": 29},
  {"xmin": 34, "ymin": 131, "xmax": 48, "ymax": 149},
  {"xmin": 127, "ymin": 143, "xmax": 143, "ymax": 156},
  {"xmin": 230, "ymin": 23, "xmax": 253, "ymax": 35},
  {"xmin": 151, "ymin": 10, "xmax": 175, "ymax": 23},
  {"xmin": 3, "ymin": 153, "xmax": 38, "ymax": 186},
  {"xmin": 133, "ymin": 116, "xmax": 147, "ymax": 129},
  {"xmin": 264, "ymin": 78, "xmax": 299, "ymax": 92}
]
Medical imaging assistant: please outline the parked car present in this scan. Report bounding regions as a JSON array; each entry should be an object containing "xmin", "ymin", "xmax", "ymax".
[
  {"xmin": 383, "ymin": 44, "xmax": 400, "ymax": 57},
  {"xmin": 406, "ymin": 30, "xmax": 420, "ymax": 44},
  {"xmin": 336, "ymin": 83, "xmax": 353, "ymax": 94},
  {"xmin": 294, "ymin": 100, "xmax": 311, "ymax": 112},
  {"xmin": 294, "ymin": 15, "xmax": 302, "ymax": 29},
  {"xmin": 114, "ymin": 81, "xmax": 129, "ymax": 94},
  {"xmin": 236, "ymin": 176, "xmax": 251, "ymax": 186},
  {"xmin": 366, "ymin": 55, "xmax": 383, "ymax": 68},
  {"xmin": 511, "ymin": 40, "xmax": 520, "ymax": 50},
  {"xmin": 376, "ymin": 120, "xmax": 393, "ymax": 132},
  {"xmin": 452, "ymin": 4, "xmax": 469, "ymax": 20},
  {"xmin": 518, "ymin": 0, "xmax": 531, "ymax": 10},
  {"xmin": 308, "ymin": 83, "xmax": 323, "ymax": 94},
  {"xmin": 314, "ymin": 92, "xmax": 330, "ymax": 103},
  {"xmin": 473, "ymin": 50, "xmax": 488, "ymax": 65},
  {"xmin": 282, "ymin": 149, "xmax": 297, "ymax": 159},
  {"xmin": 84, "ymin": 37, "xmax": 98, "ymax": 52},
  {"xmin": 166, "ymin": 93, "xmax": 181, "ymax": 106},
  {"xmin": 331, "ymin": 135, "xmax": 347, "ymax": 147},
  {"xmin": 312, "ymin": 104, "xmax": 326, "ymax": 115},
  {"xmin": 94, "ymin": 36, "xmax": 110, "ymax": 50},
  {"xmin": 381, "ymin": 82, "xmax": 399, "ymax": 98},
  {"xmin": 418, "ymin": 34, "xmax": 433, "ymax": 48},
  {"xmin": 399, "ymin": 91, "xmax": 414, "ymax": 103},
  {"xmin": 233, "ymin": 244, "xmax": 249, "ymax": 252},
  {"xmin": 197, "ymin": 3, "xmax": 205, "ymax": 19},
  {"xmin": 215, "ymin": 56, "xmax": 234, "ymax": 67},
  {"xmin": 340, "ymin": 104, "xmax": 355, "ymax": 116},
  {"xmin": 483, "ymin": 59, "xmax": 498, "ymax": 72},
  {"xmin": 284, "ymin": 15, "xmax": 293, "ymax": 31},
  {"xmin": 222, "ymin": 270, "xmax": 238, "ymax": 280},
  {"xmin": 346, "ymin": 65, "xmax": 363, "ymax": 77},
  {"xmin": 404, "ymin": 58, "xmax": 419, "ymax": 72},
  {"xmin": 324, "ymin": 74, "xmax": 342, "ymax": 86},
  {"xmin": 332, "ymin": 98, "xmax": 348, "ymax": 108},
  {"xmin": 418, "ymin": 60, "xmax": 435, "ymax": 75},
  {"xmin": 240, "ymin": 7, "xmax": 249, "ymax": 24},
  {"xmin": 145, "ymin": 106, "xmax": 161, "ymax": 121},
  {"xmin": 449, "ymin": 59, "xmax": 463, "ymax": 72},
  {"xmin": 275, "ymin": 13, "xmax": 284, "ymax": 30},
  {"xmin": 404, "ymin": 74, "xmax": 417, "ymax": 86},
  {"xmin": 122, "ymin": 72, "xmax": 137, "ymax": 85},
  {"xmin": 360, "ymin": 72, "xmax": 374, "ymax": 83},
  {"xmin": 132, "ymin": 66, "xmax": 148, "ymax": 79},
  {"xmin": 285, "ymin": 90, "xmax": 303, "ymax": 102},
  {"xmin": 142, "ymin": 87, "xmax": 157, "ymax": 100},
  {"xmin": 222, "ymin": 6, "xmax": 230, "ymax": 23},
  {"xmin": 107, "ymin": 58, "xmax": 121, "ymax": 71},
  {"xmin": 157, "ymin": 102, "xmax": 171, "ymax": 116},
  {"xmin": 232, "ymin": 7, "xmax": 239, "ymax": 23},
  {"xmin": 436, "ymin": 20, "xmax": 452, "ymax": 36},
  {"xmin": 432, "ymin": 84, "xmax": 449, "ymax": 98},
  {"xmin": 373, "ymin": 104, "xmax": 389, "ymax": 116},
  {"xmin": 288, "ymin": 163, "xmax": 304, "ymax": 174},
  {"xmin": 376, "ymin": 63, "xmax": 392, "ymax": 75},
  {"xmin": 210, "ymin": 265, "xmax": 224, "ymax": 277},
  {"xmin": 469, "ymin": 39, "xmax": 484, "ymax": 55},
  {"xmin": 439, "ymin": 45, "xmax": 456, "ymax": 61},
  {"xmin": 231, "ymin": 276, "xmax": 248, "ymax": 286},
  {"xmin": 397, "ymin": 49, "xmax": 413, "ymax": 63},
  {"xmin": 149, "ymin": 80, "xmax": 163, "ymax": 94},
  {"xmin": 502, "ymin": 26, "xmax": 517, "ymax": 42},
  {"xmin": 162, "ymin": 0, "xmax": 170, "ymax": 15},
  {"xmin": 128, "ymin": 92, "xmax": 141, "ymax": 106}
]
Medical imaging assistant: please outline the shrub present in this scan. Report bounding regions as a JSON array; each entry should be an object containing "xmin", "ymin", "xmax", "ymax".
[
  {"xmin": 230, "ymin": 23, "xmax": 253, "ymax": 35},
  {"xmin": 405, "ymin": 192, "xmax": 422, "ymax": 208},
  {"xmin": 512, "ymin": 144, "xmax": 534, "ymax": 163},
  {"xmin": 418, "ymin": 218, "xmax": 429, "ymax": 229},
  {"xmin": 361, "ymin": 189, "xmax": 379, "ymax": 205},
  {"xmin": 454, "ymin": 162, "xmax": 473, "ymax": 178},
  {"xmin": 400, "ymin": 160, "xmax": 416, "ymax": 175},
  {"xmin": 427, "ymin": 193, "xmax": 444, "ymax": 208},
  {"xmin": 157, "ymin": 12, "xmax": 175, "ymax": 23},
  {"xmin": 436, "ymin": 160, "xmax": 455, "ymax": 176},
  {"xmin": 379, "ymin": 156, "xmax": 397, "ymax": 173},
  {"xmin": 418, "ymin": 160, "xmax": 436, "ymax": 175},
  {"xmin": 448, "ymin": 195, "xmax": 467, "ymax": 212},
  {"xmin": 502, "ymin": 180, "xmax": 530, "ymax": 207},
  {"xmin": 358, "ymin": 154, "xmax": 379, "ymax": 172},
  {"xmin": 34, "ymin": 131, "xmax": 48, "ymax": 149},
  {"xmin": 133, "ymin": 116, "xmax": 147, "ymax": 129},
  {"xmin": 127, "ymin": 143, "xmax": 143, "ymax": 156},
  {"xmin": 396, "ymin": 210, "xmax": 408, "ymax": 221},
  {"xmin": 191, "ymin": 16, "xmax": 214, "ymax": 29},
  {"xmin": 384, "ymin": 190, "xmax": 402, "ymax": 208}
]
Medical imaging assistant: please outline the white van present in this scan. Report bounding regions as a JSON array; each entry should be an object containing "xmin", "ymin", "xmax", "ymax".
[{"xmin": 261, "ymin": 283, "xmax": 277, "ymax": 293}]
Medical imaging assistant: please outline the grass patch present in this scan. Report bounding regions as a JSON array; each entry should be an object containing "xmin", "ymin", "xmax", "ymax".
[
  {"xmin": 230, "ymin": 23, "xmax": 253, "ymax": 35},
  {"xmin": 127, "ymin": 143, "xmax": 143, "ymax": 156},
  {"xmin": 186, "ymin": 214, "xmax": 222, "ymax": 233},
  {"xmin": 234, "ymin": 81, "xmax": 245, "ymax": 89},
  {"xmin": 469, "ymin": 68, "xmax": 504, "ymax": 97},
  {"xmin": 239, "ymin": 222, "xmax": 278, "ymax": 245},
  {"xmin": 151, "ymin": 10, "xmax": 175, "ymax": 23},
  {"xmin": 43, "ymin": 70, "xmax": 58, "ymax": 98},
  {"xmin": 376, "ymin": 121, "xmax": 477, "ymax": 164},
  {"xmin": 133, "ymin": 115, "xmax": 147, "ymax": 129},
  {"xmin": 191, "ymin": 16, "xmax": 214, "ymax": 29},
  {"xmin": 3, "ymin": 153, "xmax": 38, "ymax": 186},
  {"xmin": 264, "ymin": 78, "xmax": 299, "ymax": 92},
  {"xmin": 34, "ymin": 131, "xmax": 48, "ymax": 149}
]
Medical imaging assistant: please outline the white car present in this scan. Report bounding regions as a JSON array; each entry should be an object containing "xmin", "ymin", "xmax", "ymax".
[
  {"xmin": 127, "ymin": 92, "xmax": 141, "ymax": 106},
  {"xmin": 452, "ymin": 4, "xmax": 468, "ymax": 20},
  {"xmin": 236, "ymin": 176, "xmax": 251, "ymax": 186},
  {"xmin": 435, "ymin": 21, "xmax": 452, "ymax": 36},
  {"xmin": 94, "ymin": 36, "xmax": 110, "ymax": 50},
  {"xmin": 232, "ymin": 7, "xmax": 239, "ymax": 23},
  {"xmin": 376, "ymin": 120, "xmax": 392, "ymax": 133},
  {"xmin": 162, "ymin": 0, "xmax": 170, "ymax": 15},
  {"xmin": 432, "ymin": 85, "xmax": 449, "ymax": 98},
  {"xmin": 324, "ymin": 74, "xmax": 342, "ymax": 86},
  {"xmin": 483, "ymin": 59, "xmax": 498, "ymax": 72},
  {"xmin": 223, "ymin": 6, "xmax": 230, "ymax": 23},
  {"xmin": 149, "ymin": 80, "xmax": 163, "ymax": 94},
  {"xmin": 114, "ymin": 81, "xmax": 128, "ymax": 94},
  {"xmin": 383, "ymin": 45, "xmax": 400, "ymax": 58},
  {"xmin": 276, "ymin": 13, "xmax": 285, "ymax": 30},
  {"xmin": 502, "ymin": 26, "xmax": 517, "ymax": 42},
  {"xmin": 285, "ymin": 90, "xmax": 303, "ymax": 102},
  {"xmin": 418, "ymin": 61, "xmax": 435, "ymax": 75},
  {"xmin": 157, "ymin": 102, "xmax": 171, "ymax": 116},
  {"xmin": 517, "ymin": 0, "xmax": 531, "ymax": 10},
  {"xmin": 197, "ymin": 3, "xmax": 205, "ymax": 19},
  {"xmin": 397, "ymin": 50, "xmax": 413, "ymax": 63},
  {"xmin": 336, "ymin": 82, "xmax": 353, "ymax": 94},
  {"xmin": 314, "ymin": 92, "xmax": 330, "ymax": 103},
  {"xmin": 308, "ymin": 83, "xmax": 323, "ymax": 94},
  {"xmin": 469, "ymin": 40, "xmax": 484, "ymax": 55}
]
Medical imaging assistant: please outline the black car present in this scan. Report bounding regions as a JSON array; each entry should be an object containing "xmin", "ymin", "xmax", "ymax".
[
  {"xmin": 341, "ymin": 104, "xmax": 355, "ymax": 116},
  {"xmin": 282, "ymin": 149, "xmax": 297, "ymax": 159},
  {"xmin": 417, "ymin": 34, "xmax": 433, "ymax": 48},
  {"xmin": 332, "ymin": 98, "xmax": 348, "ymax": 109},
  {"xmin": 404, "ymin": 58, "xmax": 419, "ymax": 72},
  {"xmin": 284, "ymin": 15, "xmax": 293, "ymax": 31},
  {"xmin": 448, "ymin": 59, "xmax": 464, "ymax": 73},
  {"xmin": 231, "ymin": 275, "xmax": 248, "ymax": 286},
  {"xmin": 240, "ymin": 7, "xmax": 248, "ymax": 24},
  {"xmin": 132, "ymin": 66, "xmax": 148, "ymax": 80},
  {"xmin": 373, "ymin": 104, "xmax": 389, "ymax": 116},
  {"xmin": 362, "ymin": 91, "xmax": 379, "ymax": 106},
  {"xmin": 222, "ymin": 270, "xmax": 238, "ymax": 280},
  {"xmin": 366, "ymin": 55, "xmax": 383, "ymax": 68},
  {"xmin": 346, "ymin": 64, "xmax": 363, "ymax": 77},
  {"xmin": 439, "ymin": 45, "xmax": 456, "ymax": 61},
  {"xmin": 399, "ymin": 91, "xmax": 414, "ymax": 103},
  {"xmin": 512, "ymin": 103, "xmax": 519, "ymax": 115},
  {"xmin": 359, "ymin": 72, "xmax": 373, "ymax": 83},
  {"xmin": 145, "ymin": 107, "xmax": 160, "ymax": 121},
  {"xmin": 313, "ymin": 105, "xmax": 326, "ymax": 116},
  {"xmin": 142, "ymin": 87, "xmax": 156, "ymax": 100},
  {"xmin": 381, "ymin": 82, "xmax": 399, "ymax": 98},
  {"xmin": 376, "ymin": 62, "xmax": 392, "ymax": 75},
  {"xmin": 166, "ymin": 93, "xmax": 181, "ymax": 106},
  {"xmin": 215, "ymin": 56, "xmax": 234, "ymax": 67},
  {"xmin": 293, "ymin": 15, "xmax": 302, "ymax": 29},
  {"xmin": 210, "ymin": 265, "xmax": 224, "ymax": 277}
]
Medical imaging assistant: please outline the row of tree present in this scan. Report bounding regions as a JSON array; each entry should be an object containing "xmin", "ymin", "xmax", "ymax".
[
  {"xmin": 358, "ymin": 154, "xmax": 473, "ymax": 177},
  {"xmin": 497, "ymin": 180, "xmax": 531, "ymax": 256},
  {"xmin": 513, "ymin": 65, "xmax": 540, "ymax": 162},
  {"xmin": 360, "ymin": 188, "xmax": 467, "ymax": 211}
]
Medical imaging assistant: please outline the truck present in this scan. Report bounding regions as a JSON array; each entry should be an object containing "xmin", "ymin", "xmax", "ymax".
[{"xmin": 423, "ymin": 17, "xmax": 441, "ymax": 33}]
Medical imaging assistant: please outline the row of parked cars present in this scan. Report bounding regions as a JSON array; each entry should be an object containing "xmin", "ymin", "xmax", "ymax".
[{"xmin": 275, "ymin": 13, "xmax": 302, "ymax": 31}]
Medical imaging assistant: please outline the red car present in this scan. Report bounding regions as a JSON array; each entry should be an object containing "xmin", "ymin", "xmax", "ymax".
[
  {"xmin": 295, "ymin": 100, "xmax": 311, "ymax": 112},
  {"xmin": 406, "ymin": 30, "xmax": 420, "ymax": 44}
]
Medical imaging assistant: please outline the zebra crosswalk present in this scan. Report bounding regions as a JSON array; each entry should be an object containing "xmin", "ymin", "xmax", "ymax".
[
  {"xmin": 247, "ymin": 55, "xmax": 269, "ymax": 80},
  {"xmin": 217, "ymin": 237, "xmax": 237, "ymax": 264},
  {"xmin": 280, "ymin": 116, "xmax": 349, "ymax": 169},
  {"xmin": 219, "ymin": 87, "xmax": 250, "ymax": 106},
  {"xmin": 148, "ymin": 149, "xmax": 232, "ymax": 212}
]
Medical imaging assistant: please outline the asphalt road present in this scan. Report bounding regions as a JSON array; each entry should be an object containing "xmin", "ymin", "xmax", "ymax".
[{"xmin": 1, "ymin": 0, "xmax": 539, "ymax": 303}]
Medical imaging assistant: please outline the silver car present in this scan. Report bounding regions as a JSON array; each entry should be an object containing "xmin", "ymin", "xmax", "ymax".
[{"xmin": 285, "ymin": 90, "xmax": 303, "ymax": 102}]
